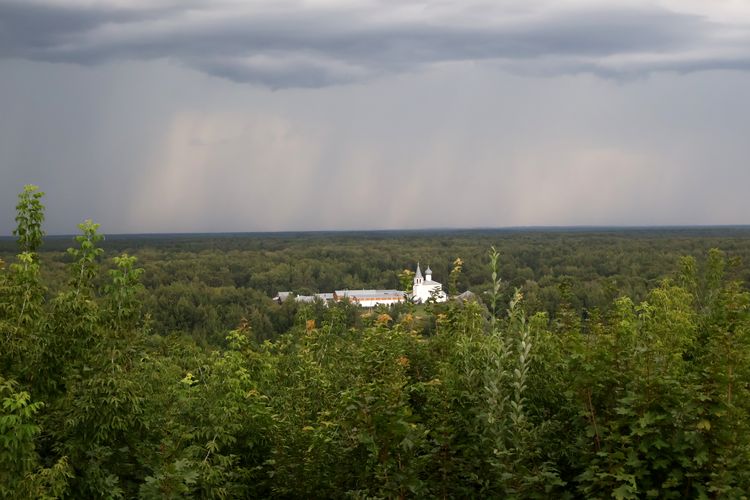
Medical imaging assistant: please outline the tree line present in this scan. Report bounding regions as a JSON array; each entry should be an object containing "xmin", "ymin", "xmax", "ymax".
[{"xmin": 3, "ymin": 213, "xmax": 750, "ymax": 347}]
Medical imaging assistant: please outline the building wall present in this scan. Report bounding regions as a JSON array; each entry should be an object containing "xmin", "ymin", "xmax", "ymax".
[
  {"xmin": 353, "ymin": 297, "xmax": 404, "ymax": 308},
  {"xmin": 334, "ymin": 291, "xmax": 405, "ymax": 308},
  {"xmin": 413, "ymin": 283, "xmax": 447, "ymax": 303}
]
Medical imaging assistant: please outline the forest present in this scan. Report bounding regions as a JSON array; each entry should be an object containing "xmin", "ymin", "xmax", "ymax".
[{"xmin": 3, "ymin": 185, "xmax": 750, "ymax": 498}]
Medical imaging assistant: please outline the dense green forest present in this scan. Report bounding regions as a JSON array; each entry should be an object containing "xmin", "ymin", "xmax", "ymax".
[
  {"xmin": 3, "ymin": 185, "xmax": 750, "ymax": 498},
  {"xmin": 3, "ymin": 216, "xmax": 750, "ymax": 348}
]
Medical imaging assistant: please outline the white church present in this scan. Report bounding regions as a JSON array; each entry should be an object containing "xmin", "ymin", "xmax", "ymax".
[
  {"xmin": 411, "ymin": 263, "xmax": 447, "ymax": 304},
  {"xmin": 275, "ymin": 262, "xmax": 447, "ymax": 307}
]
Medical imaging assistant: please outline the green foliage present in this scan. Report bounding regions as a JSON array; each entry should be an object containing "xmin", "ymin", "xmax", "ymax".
[
  {"xmin": 104, "ymin": 253, "xmax": 145, "ymax": 330},
  {"xmin": 0, "ymin": 376, "xmax": 43, "ymax": 495},
  {"xmin": 488, "ymin": 246, "xmax": 502, "ymax": 327},
  {"xmin": 448, "ymin": 257, "xmax": 463, "ymax": 296},
  {"xmin": 0, "ymin": 377, "xmax": 72, "ymax": 498},
  {"xmin": 1, "ymin": 186, "xmax": 48, "ymax": 379},
  {"xmin": 13, "ymin": 185, "xmax": 45, "ymax": 256},
  {"xmin": 398, "ymin": 268, "xmax": 415, "ymax": 295},
  {"xmin": 9, "ymin": 224, "xmax": 750, "ymax": 345},
  {"xmin": 67, "ymin": 219, "xmax": 104, "ymax": 297},
  {"xmin": 4, "ymin": 186, "xmax": 750, "ymax": 497},
  {"xmin": 1, "ymin": 252, "xmax": 46, "ymax": 377}
]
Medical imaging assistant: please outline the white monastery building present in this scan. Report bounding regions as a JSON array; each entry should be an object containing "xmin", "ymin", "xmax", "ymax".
[
  {"xmin": 275, "ymin": 262, "xmax": 447, "ymax": 307},
  {"xmin": 411, "ymin": 263, "xmax": 447, "ymax": 304},
  {"xmin": 334, "ymin": 289, "xmax": 404, "ymax": 308}
]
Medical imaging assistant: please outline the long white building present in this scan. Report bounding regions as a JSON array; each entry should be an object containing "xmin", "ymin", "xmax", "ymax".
[
  {"xmin": 275, "ymin": 262, "xmax": 447, "ymax": 307},
  {"xmin": 334, "ymin": 289, "xmax": 404, "ymax": 307}
]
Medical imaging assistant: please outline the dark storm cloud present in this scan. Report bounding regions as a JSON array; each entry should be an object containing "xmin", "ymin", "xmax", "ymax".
[
  {"xmin": 1, "ymin": 1, "xmax": 748, "ymax": 88},
  {"xmin": 0, "ymin": 1, "xmax": 192, "ymax": 58}
]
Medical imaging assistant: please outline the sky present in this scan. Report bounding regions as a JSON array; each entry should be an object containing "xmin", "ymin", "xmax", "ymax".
[{"xmin": 1, "ymin": 0, "xmax": 749, "ymax": 234}]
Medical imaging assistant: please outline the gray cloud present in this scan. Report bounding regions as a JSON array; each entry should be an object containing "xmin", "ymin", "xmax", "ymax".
[
  {"xmin": 0, "ymin": 1, "xmax": 188, "ymax": 57},
  {"xmin": 1, "ymin": 1, "xmax": 748, "ymax": 88},
  {"xmin": 3, "ymin": 55, "xmax": 749, "ymax": 234},
  {"xmin": 2, "ymin": 2, "xmax": 750, "ymax": 235}
]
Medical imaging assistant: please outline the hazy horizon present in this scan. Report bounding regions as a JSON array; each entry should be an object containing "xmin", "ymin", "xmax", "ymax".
[{"xmin": 5, "ymin": 224, "xmax": 750, "ymax": 240}]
